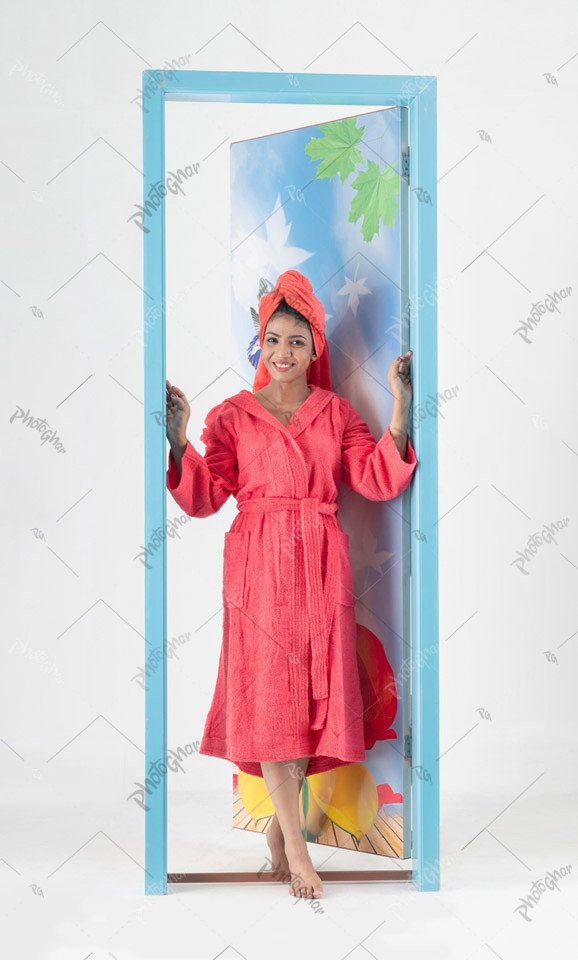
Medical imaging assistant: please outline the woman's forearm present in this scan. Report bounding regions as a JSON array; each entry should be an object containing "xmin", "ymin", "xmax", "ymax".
[
  {"xmin": 389, "ymin": 398, "xmax": 411, "ymax": 458},
  {"xmin": 169, "ymin": 436, "xmax": 188, "ymax": 479}
]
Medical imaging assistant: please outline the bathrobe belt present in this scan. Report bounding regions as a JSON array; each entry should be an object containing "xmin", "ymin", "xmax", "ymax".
[{"xmin": 236, "ymin": 496, "xmax": 340, "ymax": 706}]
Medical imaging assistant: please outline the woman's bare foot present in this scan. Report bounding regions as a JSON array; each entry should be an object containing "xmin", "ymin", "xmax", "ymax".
[
  {"xmin": 265, "ymin": 812, "xmax": 290, "ymax": 880},
  {"xmin": 285, "ymin": 838, "xmax": 323, "ymax": 898}
]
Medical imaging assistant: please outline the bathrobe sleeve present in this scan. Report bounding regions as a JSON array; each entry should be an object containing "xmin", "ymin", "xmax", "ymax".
[
  {"xmin": 167, "ymin": 403, "xmax": 239, "ymax": 517},
  {"xmin": 340, "ymin": 399, "xmax": 417, "ymax": 500}
]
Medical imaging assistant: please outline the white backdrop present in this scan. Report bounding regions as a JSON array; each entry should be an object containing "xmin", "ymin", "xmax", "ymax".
[{"xmin": 2, "ymin": 1, "xmax": 577, "ymax": 957}]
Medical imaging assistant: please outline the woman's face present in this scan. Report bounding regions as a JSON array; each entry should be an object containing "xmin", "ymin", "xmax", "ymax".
[{"xmin": 261, "ymin": 313, "xmax": 315, "ymax": 385}]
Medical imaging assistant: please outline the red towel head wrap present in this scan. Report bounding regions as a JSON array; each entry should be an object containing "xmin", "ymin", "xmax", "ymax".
[{"xmin": 253, "ymin": 269, "xmax": 332, "ymax": 392}]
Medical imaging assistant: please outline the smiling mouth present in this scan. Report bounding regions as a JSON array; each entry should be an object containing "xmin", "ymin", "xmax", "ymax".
[{"xmin": 272, "ymin": 362, "xmax": 294, "ymax": 369}]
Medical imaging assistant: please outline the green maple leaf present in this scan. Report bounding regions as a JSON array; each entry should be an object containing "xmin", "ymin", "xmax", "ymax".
[
  {"xmin": 348, "ymin": 159, "xmax": 400, "ymax": 242},
  {"xmin": 304, "ymin": 117, "xmax": 365, "ymax": 183}
]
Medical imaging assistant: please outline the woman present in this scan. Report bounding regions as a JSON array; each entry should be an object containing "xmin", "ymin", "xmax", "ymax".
[{"xmin": 166, "ymin": 270, "xmax": 417, "ymax": 899}]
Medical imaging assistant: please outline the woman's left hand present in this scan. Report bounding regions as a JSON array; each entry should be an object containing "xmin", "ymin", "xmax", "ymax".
[{"xmin": 388, "ymin": 350, "xmax": 414, "ymax": 407}]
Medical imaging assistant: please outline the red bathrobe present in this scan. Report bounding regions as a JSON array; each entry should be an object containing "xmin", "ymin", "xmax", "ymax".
[{"xmin": 167, "ymin": 383, "xmax": 418, "ymax": 778}]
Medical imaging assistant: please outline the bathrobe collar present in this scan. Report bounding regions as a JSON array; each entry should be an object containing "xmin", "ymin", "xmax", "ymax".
[{"xmin": 228, "ymin": 383, "xmax": 335, "ymax": 438}]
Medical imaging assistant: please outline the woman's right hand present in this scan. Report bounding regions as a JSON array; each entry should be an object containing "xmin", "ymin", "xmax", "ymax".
[{"xmin": 166, "ymin": 380, "xmax": 190, "ymax": 449}]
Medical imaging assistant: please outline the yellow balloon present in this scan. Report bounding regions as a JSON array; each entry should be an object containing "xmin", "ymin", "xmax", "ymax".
[
  {"xmin": 237, "ymin": 770, "xmax": 275, "ymax": 824},
  {"xmin": 307, "ymin": 764, "xmax": 378, "ymax": 841}
]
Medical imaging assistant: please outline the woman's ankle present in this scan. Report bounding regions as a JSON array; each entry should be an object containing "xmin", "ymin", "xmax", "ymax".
[{"xmin": 284, "ymin": 835, "xmax": 310, "ymax": 858}]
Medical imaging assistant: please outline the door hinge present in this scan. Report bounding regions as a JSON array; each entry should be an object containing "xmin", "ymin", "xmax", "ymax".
[
  {"xmin": 404, "ymin": 730, "xmax": 412, "ymax": 760},
  {"xmin": 402, "ymin": 148, "xmax": 410, "ymax": 183}
]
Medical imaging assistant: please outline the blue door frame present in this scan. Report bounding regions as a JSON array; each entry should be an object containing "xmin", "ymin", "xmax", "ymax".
[{"xmin": 143, "ymin": 70, "xmax": 439, "ymax": 894}]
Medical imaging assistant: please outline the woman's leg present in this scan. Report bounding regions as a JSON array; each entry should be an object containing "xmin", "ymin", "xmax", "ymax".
[
  {"xmin": 265, "ymin": 757, "xmax": 308, "ymax": 878},
  {"xmin": 265, "ymin": 814, "xmax": 290, "ymax": 878},
  {"xmin": 260, "ymin": 756, "xmax": 323, "ymax": 898}
]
